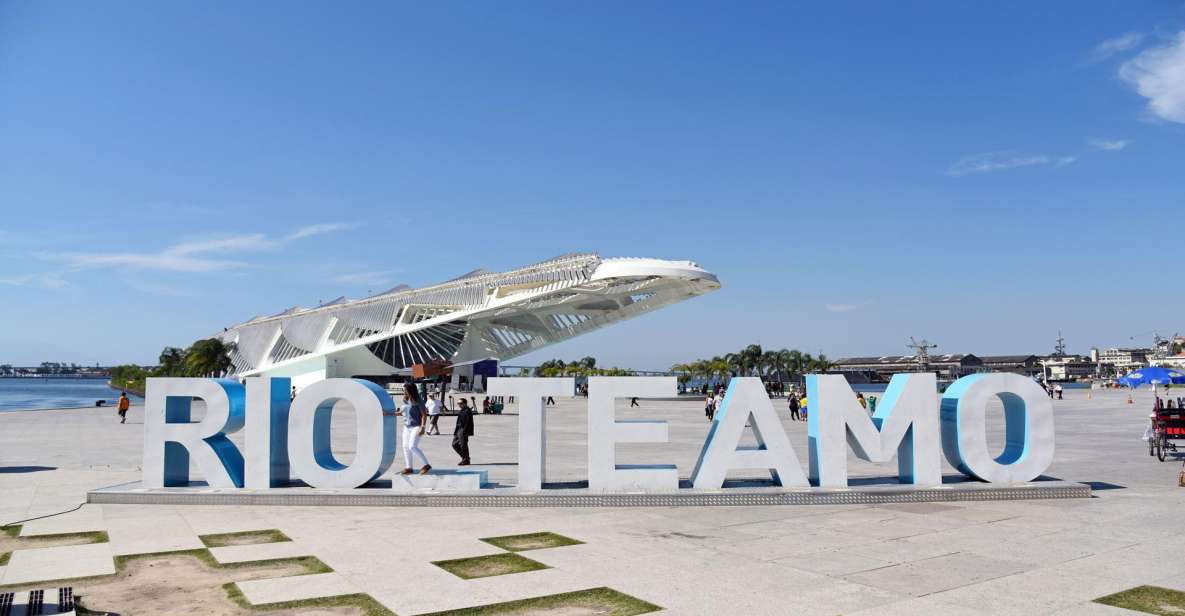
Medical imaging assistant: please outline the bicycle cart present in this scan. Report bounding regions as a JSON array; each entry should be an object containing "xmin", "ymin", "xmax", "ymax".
[{"xmin": 1149, "ymin": 408, "xmax": 1185, "ymax": 461}]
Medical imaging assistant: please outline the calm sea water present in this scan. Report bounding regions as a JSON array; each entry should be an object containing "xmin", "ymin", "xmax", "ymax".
[{"xmin": 0, "ymin": 377, "xmax": 143, "ymax": 412}]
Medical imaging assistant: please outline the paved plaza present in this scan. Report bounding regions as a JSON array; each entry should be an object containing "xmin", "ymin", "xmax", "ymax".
[{"xmin": 2, "ymin": 386, "xmax": 1185, "ymax": 614}]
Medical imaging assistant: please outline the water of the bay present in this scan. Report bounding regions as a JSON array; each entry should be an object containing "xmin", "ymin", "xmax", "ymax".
[{"xmin": 0, "ymin": 377, "xmax": 142, "ymax": 412}]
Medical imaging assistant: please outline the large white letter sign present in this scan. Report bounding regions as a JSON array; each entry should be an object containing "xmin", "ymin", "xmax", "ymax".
[
  {"xmin": 690, "ymin": 377, "xmax": 808, "ymax": 489},
  {"xmin": 487, "ymin": 377, "xmax": 574, "ymax": 492},
  {"xmin": 587, "ymin": 377, "xmax": 679, "ymax": 492},
  {"xmin": 807, "ymin": 373, "xmax": 941, "ymax": 488},
  {"xmin": 288, "ymin": 379, "xmax": 396, "ymax": 489},
  {"xmin": 940, "ymin": 373, "xmax": 1055, "ymax": 483},
  {"xmin": 143, "ymin": 378, "xmax": 246, "ymax": 488},
  {"xmin": 245, "ymin": 377, "xmax": 292, "ymax": 489}
]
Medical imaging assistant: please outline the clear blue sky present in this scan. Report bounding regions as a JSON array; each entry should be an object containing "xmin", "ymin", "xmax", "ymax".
[{"xmin": 2, "ymin": 2, "xmax": 1184, "ymax": 369}]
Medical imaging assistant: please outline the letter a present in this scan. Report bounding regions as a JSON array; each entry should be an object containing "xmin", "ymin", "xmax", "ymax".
[{"xmin": 691, "ymin": 377, "xmax": 808, "ymax": 489}]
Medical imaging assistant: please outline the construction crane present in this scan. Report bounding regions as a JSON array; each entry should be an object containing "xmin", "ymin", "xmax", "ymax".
[{"xmin": 907, "ymin": 337, "xmax": 938, "ymax": 373}]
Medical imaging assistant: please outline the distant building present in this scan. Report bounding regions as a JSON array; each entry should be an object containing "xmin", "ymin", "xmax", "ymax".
[
  {"xmin": 1097, "ymin": 348, "xmax": 1151, "ymax": 372},
  {"xmin": 979, "ymin": 355, "xmax": 1042, "ymax": 377},
  {"xmin": 1041, "ymin": 355, "xmax": 1096, "ymax": 382},
  {"xmin": 831, "ymin": 354, "xmax": 983, "ymax": 382}
]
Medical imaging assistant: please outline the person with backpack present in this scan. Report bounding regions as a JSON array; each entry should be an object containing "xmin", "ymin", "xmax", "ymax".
[{"xmin": 117, "ymin": 392, "xmax": 130, "ymax": 424}]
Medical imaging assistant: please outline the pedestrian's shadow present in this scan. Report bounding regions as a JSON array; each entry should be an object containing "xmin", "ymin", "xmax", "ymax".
[{"xmin": 0, "ymin": 465, "xmax": 57, "ymax": 474}]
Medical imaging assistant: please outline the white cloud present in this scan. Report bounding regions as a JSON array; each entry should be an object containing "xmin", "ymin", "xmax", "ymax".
[
  {"xmin": 167, "ymin": 233, "xmax": 277, "ymax": 256},
  {"xmin": 1090, "ymin": 32, "xmax": 1145, "ymax": 63},
  {"xmin": 33, "ymin": 224, "xmax": 359, "ymax": 275},
  {"xmin": 1087, "ymin": 138, "xmax": 1132, "ymax": 151},
  {"xmin": 825, "ymin": 303, "xmax": 862, "ymax": 313},
  {"xmin": 47, "ymin": 251, "xmax": 247, "ymax": 273},
  {"xmin": 334, "ymin": 270, "xmax": 398, "ymax": 287},
  {"xmin": 288, "ymin": 223, "xmax": 355, "ymax": 240},
  {"xmin": 0, "ymin": 273, "xmax": 68, "ymax": 289},
  {"xmin": 947, "ymin": 151, "xmax": 1076, "ymax": 177},
  {"xmin": 1120, "ymin": 31, "xmax": 1185, "ymax": 124}
]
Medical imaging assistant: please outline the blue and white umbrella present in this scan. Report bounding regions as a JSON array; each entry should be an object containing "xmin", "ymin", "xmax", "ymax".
[{"xmin": 1118, "ymin": 367, "xmax": 1185, "ymax": 388}]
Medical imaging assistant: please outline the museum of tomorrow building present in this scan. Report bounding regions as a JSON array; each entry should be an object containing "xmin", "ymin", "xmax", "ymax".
[{"xmin": 215, "ymin": 253, "xmax": 720, "ymax": 388}]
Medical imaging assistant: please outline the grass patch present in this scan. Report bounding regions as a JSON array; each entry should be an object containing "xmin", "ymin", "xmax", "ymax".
[
  {"xmin": 114, "ymin": 548, "xmax": 330, "ymax": 574},
  {"xmin": 0, "ymin": 551, "xmax": 9, "ymax": 566},
  {"xmin": 1096, "ymin": 585, "xmax": 1185, "ymax": 614},
  {"xmin": 0, "ymin": 524, "xmax": 109, "ymax": 545},
  {"xmin": 200, "ymin": 528, "xmax": 291, "ymax": 548},
  {"xmin": 418, "ymin": 587, "xmax": 661, "ymax": 615},
  {"xmin": 1, "ymin": 547, "xmax": 332, "ymax": 591},
  {"xmin": 223, "ymin": 582, "xmax": 396, "ymax": 615},
  {"xmin": 480, "ymin": 531, "xmax": 584, "ymax": 552},
  {"xmin": 433, "ymin": 552, "xmax": 549, "ymax": 579}
]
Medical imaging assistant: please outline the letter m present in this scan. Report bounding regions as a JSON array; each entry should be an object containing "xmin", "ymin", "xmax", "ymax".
[{"xmin": 806, "ymin": 373, "xmax": 940, "ymax": 488}]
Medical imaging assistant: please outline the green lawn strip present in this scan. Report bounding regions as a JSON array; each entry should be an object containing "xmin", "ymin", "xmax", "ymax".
[
  {"xmin": 0, "ymin": 524, "xmax": 109, "ymax": 545},
  {"xmin": 416, "ymin": 587, "xmax": 661, "ymax": 616},
  {"xmin": 1096, "ymin": 585, "xmax": 1185, "ymax": 614},
  {"xmin": 199, "ymin": 528, "xmax": 292, "ymax": 548},
  {"xmin": 0, "ymin": 551, "xmax": 9, "ymax": 566},
  {"xmin": 223, "ymin": 582, "xmax": 396, "ymax": 616},
  {"xmin": 432, "ymin": 552, "xmax": 549, "ymax": 579},
  {"xmin": 0, "ymin": 547, "xmax": 331, "ymax": 591},
  {"xmin": 479, "ymin": 531, "xmax": 584, "ymax": 552}
]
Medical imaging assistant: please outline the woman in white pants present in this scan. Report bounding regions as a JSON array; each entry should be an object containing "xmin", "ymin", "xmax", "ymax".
[{"xmin": 397, "ymin": 383, "xmax": 431, "ymax": 475}]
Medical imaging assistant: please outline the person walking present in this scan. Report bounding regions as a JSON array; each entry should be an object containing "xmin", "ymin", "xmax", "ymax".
[
  {"xmin": 290, "ymin": 385, "xmax": 297, "ymax": 401},
  {"xmin": 800, "ymin": 393, "xmax": 808, "ymax": 421},
  {"xmin": 453, "ymin": 398, "xmax": 475, "ymax": 465},
  {"xmin": 630, "ymin": 397, "xmax": 640, "ymax": 407},
  {"xmin": 397, "ymin": 383, "xmax": 431, "ymax": 475},
  {"xmin": 713, "ymin": 391, "xmax": 724, "ymax": 419},
  {"xmin": 788, "ymin": 393, "xmax": 800, "ymax": 421},
  {"xmin": 426, "ymin": 395, "xmax": 442, "ymax": 435},
  {"xmin": 117, "ymin": 391, "xmax": 130, "ymax": 424},
  {"xmin": 857, "ymin": 392, "xmax": 867, "ymax": 411},
  {"xmin": 705, "ymin": 394, "xmax": 716, "ymax": 422},
  {"xmin": 1054, "ymin": 383, "xmax": 1064, "ymax": 400}
]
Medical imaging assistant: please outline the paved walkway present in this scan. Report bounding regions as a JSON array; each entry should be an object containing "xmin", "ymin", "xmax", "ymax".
[{"xmin": 2, "ymin": 386, "xmax": 1183, "ymax": 614}]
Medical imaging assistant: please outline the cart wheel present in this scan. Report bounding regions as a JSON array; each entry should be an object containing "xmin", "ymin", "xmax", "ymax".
[
  {"xmin": 1150, "ymin": 435, "xmax": 1156, "ymax": 456},
  {"xmin": 1157, "ymin": 434, "xmax": 1167, "ymax": 462}
]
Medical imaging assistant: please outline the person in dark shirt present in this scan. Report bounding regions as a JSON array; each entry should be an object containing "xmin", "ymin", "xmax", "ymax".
[{"xmin": 453, "ymin": 398, "xmax": 475, "ymax": 465}]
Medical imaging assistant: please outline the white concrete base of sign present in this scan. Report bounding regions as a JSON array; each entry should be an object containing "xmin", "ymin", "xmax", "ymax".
[
  {"xmin": 86, "ymin": 479, "xmax": 1090, "ymax": 507},
  {"xmin": 389, "ymin": 469, "xmax": 488, "ymax": 492}
]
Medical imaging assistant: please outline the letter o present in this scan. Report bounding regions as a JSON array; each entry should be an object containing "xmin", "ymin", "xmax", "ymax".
[
  {"xmin": 940, "ymin": 374, "xmax": 1054, "ymax": 483},
  {"xmin": 288, "ymin": 379, "xmax": 396, "ymax": 488}
]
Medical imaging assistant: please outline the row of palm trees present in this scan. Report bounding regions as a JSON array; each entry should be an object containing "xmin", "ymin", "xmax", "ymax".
[
  {"xmin": 670, "ymin": 344, "xmax": 835, "ymax": 385},
  {"xmin": 532, "ymin": 357, "xmax": 637, "ymax": 378},
  {"xmin": 110, "ymin": 338, "xmax": 238, "ymax": 394}
]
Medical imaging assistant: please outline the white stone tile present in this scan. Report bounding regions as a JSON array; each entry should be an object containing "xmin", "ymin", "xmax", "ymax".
[
  {"xmin": 1, "ymin": 542, "xmax": 114, "ymax": 585},
  {"xmin": 843, "ymin": 552, "xmax": 1032, "ymax": 597},
  {"xmin": 236, "ymin": 572, "xmax": 358, "ymax": 605},
  {"xmin": 208, "ymin": 541, "xmax": 308, "ymax": 564}
]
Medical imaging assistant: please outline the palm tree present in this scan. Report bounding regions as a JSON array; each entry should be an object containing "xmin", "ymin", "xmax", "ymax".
[
  {"xmin": 811, "ymin": 353, "xmax": 836, "ymax": 373},
  {"xmin": 740, "ymin": 344, "xmax": 763, "ymax": 377},
  {"xmin": 184, "ymin": 338, "xmax": 235, "ymax": 377},
  {"xmin": 579, "ymin": 356, "xmax": 597, "ymax": 370},
  {"xmin": 158, "ymin": 347, "xmax": 185, "ymax": 376}
]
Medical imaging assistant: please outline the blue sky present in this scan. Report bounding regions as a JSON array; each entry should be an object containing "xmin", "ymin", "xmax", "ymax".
[{"xmin": 2, "ymin": 2, "xmax": 1184, "ymax": 369}]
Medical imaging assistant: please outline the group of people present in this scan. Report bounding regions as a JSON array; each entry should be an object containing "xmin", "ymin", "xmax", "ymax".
[
  {"xmin": 704, "ymin": 386, "xmax": 880, "ymax": 423},
  {"xmin": 1041, "ymin": 382, "xmax": 1064, "ymax": 399},
  {"xmin": 393, "ymin": 384, "xmax": 476, "ymax": 474}
]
